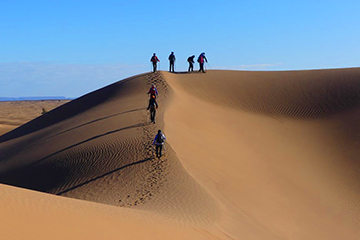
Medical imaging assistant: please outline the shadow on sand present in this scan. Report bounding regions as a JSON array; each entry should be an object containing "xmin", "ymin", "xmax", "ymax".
[{"xmin": 57, "ymin": 157, "xmax": 153, "ymax": 195}]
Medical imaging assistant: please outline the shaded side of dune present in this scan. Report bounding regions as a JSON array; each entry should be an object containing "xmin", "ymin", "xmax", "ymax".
[
  {"xmin": 0, "ymin": 73, "xmax": 148, "ymax": 144},
  {"xmin": 0, "ymin": 71, "xmax": 218, "ymax": 225}
]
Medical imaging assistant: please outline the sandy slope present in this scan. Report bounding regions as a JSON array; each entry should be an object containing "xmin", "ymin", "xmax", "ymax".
[
  {"xmin": 0, "ymin": 100, "xmax": 69, "ymax": 136},
  {"xmin": 0, "ymin": 72, "xmax": 221, "ymax": 239},
  {"xmin": 1, "ymin": 69, "xmax": 360, "ymax": 239},
  {"xmin": 164, "ymin": 69, "xmax": 360, "ymax": 239},
  {"xmin": 0, "ymin": 183, "xmax": 213, "ymax": 240}
]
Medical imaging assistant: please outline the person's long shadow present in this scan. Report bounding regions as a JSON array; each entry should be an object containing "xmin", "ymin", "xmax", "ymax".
[
  {"xmin": 57, "ymin": 156, "xmax": 153, "ymax": 195},
  {"xmin": 29, "ymin": 122, "xmax": 147, "ymax": 167},
  {"xmin": 47, "ymin": 108, "xmax": 146, "ymax": 140},
  {"xmin": 0, "ymin": 108, "xmax": 147, "ymax": 162}
]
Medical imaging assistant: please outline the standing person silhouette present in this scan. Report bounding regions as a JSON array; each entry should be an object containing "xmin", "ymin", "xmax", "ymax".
[
  {"xmin": 197, "ymin": 52, "xmax": 208, "ymax": 73},
  {"xmin": 168, "ymin": 51, "xmax": 176, "ymax": 72},
  {"xmin": 150, "ymin": 53, "xmax": 160, "ymax": 72},
  {"xmin": 187, "ymin": 55, "xmax": 195, "ymax": 72}
]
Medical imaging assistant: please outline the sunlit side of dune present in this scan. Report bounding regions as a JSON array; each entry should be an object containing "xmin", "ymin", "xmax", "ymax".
[
  {"xmin": 0, "ymin": 69, "xmax": 360, "ymax": 239},
  {"xmin": 164, "ymin": 69, "xmax": 360, "ymax": 239}
]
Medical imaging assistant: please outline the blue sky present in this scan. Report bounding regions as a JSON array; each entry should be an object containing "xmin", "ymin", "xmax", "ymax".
[{"xmin": 1, "ymin": 0, "xmax": 359, "ymax": 98}]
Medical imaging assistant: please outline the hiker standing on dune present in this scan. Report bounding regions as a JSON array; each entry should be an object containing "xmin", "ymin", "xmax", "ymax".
[
  {"xmin": 151, "ymin": 53, "xmax": 160, "ymax": 72},
  {"xmin": 168, "ymin": 51, "xmax": 176, "ymax": 72},
  {"xmin": 197, "ymin": 52, "xmax": 208, "ymax": 73},
  {"xmin": 187, "ymin": 55, "xmax": 195, "ymax": 72},
  {"xmin": 153, "ymin": 129, "xmax": 166, "ymax": 158}
]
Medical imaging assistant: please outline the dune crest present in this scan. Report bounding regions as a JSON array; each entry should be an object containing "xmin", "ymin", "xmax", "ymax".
[
  {"xmin": 164, "ymin": 69, "xmax": 360, "ymax": 239},
  {"xmin": 0, "ymin": 72, "xmax": 217, "ymax": 227},
  {"xmin": 1, "ymin": 69, "xmax": 360, "ymax": 239}
]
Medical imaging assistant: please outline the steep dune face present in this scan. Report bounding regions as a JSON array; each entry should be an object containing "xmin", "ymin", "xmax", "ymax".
[
  {"xmin": 164, "ymin": 69, "xmax": 360, "ymax": 239},
  {"xmin": 170, "ymin": 69, "xmax": 360, "ymax": 118},
  {"xmin": 1, "ymin": 69, "xmax": 360, "ymax": 239},
  {"xmin": 0, "ymin": 72, "xmax": 217, "ymax": 226}
]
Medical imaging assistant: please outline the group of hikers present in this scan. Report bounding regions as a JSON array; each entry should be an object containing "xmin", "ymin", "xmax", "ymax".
[
  {"xmin": 150, "ymin": 52, "xmax": 208, "ymax": 73},
  {"xmin": 147, "ymin": 83, "xmax": 166, "ymax": 158},
  {"xmin": 147, "ymin": 52, "xmax": 207, "ymax": 158}
]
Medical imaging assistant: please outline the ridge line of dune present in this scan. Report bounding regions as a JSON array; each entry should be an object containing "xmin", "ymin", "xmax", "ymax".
[{"xmin": 163, "ymin": 69, "xmax": 360, "ymax": 119}]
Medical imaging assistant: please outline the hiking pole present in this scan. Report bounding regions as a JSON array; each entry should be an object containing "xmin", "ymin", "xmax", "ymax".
[{"xmin": 206, "ymin": 61, "xmax": 212, "ymax": 69}]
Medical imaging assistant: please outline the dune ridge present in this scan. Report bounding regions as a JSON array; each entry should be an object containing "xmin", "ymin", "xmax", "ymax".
[
  {"xmin": 0, "ymin": 72, "xmax": 218, "ymax": 227},
  {"xmin": 170, "ymin": 68, "xmax": 360, "ymax": 118},
  {"xmin": 1, "ymin": 68, "xmax": 360, "ymax": 239},
  {"xmin": 164, "ymin": 68, "xmax": 360, "ymax": 239}
]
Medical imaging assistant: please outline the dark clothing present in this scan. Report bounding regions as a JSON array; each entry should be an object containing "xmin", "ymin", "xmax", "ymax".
[
  {"xmin": 153, "ymin": 132, "xmax": 166, "ymax": 158},
  {"xmin": 150, "ymin": 109, "xmax": 156, "ymax": 122},
  {"xmin": 147, "ymin": 98, "xmax": 158, "ymax": 122},
  {"xmin": 169, "ymin": 53, "xmax": 176, "ymax": 62},
  {"xmin": 155, "ymin": 145, "xmax": 163, "ymax": 158},
  {"xmin": 187, "ymin": 56, "xmax": 195, "ymax": 72},
  {"xmin": 199, "ymin": 62, "xmax": 205, "ymax": 72},
  {"xmin": 153, "ymin": 133, "xmax": 166, "ymax": 145},
  {"xmin": 168, "ymin": 53, "xmax": 176, "ymax": 72},
  {"xmin": 188, "ymin": 62, "xmax": 194, "ymax": 72},
  {"xmin": 151, "ymin": 55, "xmax": 160, "ymax": 72},
  {"xmin": 169, "ymin": 62, "xmax": 175, "ymax": 72},
  {"xmin": 147, "ymin": 98, "xmax": 158, "ymax": 110},
  {"xmin": 147, "ymin": 98, "xmax": 158, "ymax": 123},
  {"xmin": 197, "ymin": 54, "xmax": 207, "ymax": 73}
]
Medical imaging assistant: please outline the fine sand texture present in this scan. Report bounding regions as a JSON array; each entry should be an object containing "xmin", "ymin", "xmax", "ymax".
[
  {"xmin": 1, "ymin": 69, "xmax": 360, "ymax": 239},
  {"xmin": 0, "ymin": 100, "xmax": 70, "ymax": 136}
]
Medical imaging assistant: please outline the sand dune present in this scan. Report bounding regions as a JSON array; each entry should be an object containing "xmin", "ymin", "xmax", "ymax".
[
  {"xmin": 1, "ymin": 68, "xmax": 360, "ymax": 239},
  {"xmin": 0, "ymin": 100, "xmax": 69, "ymax": 136},
  {"xmin": 0, "ymin": 183, "xmax": 214, "ymax": 240}
]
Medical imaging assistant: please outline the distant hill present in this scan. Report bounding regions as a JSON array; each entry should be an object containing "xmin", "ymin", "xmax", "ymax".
[{"xmin": 0, "ymin": 96, "xmax": 73, "ymax": 101}]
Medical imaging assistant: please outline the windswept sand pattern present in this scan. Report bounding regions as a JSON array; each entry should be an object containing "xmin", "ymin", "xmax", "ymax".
[
  {"xmin": 2, "ymin": 69, "xmax": 360, "ymax": 239},
  {"xmin": 0, "ymin": 71, "xmax": 218, "ymax": 226},
  {"xmin": 163, "ymin": 68, "xmax": 360, "ymax": 239},
  {"xmin": 166, "ymin": 68, "xmax": 360, "ymax": 118}
]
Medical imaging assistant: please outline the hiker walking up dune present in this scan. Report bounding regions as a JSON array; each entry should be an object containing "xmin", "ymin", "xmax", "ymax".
[
  {"xmin": 197, "ymin": 52, "xmax": 208, "ymax": 73},
  {"xmin": 147, "ymin": 84, "xmax": 158, "ymax": 99},
  {"xmin": 153, "ymin": 129, "xmax": 166, "ymax": 158},
  {"xmin": 150, "ymin": 53, "xmax": 160, "ymax": 72},
  {"xmin": 147, "ymin": 95, "xmax": 158, "ymax": 123},
  {"xmin": 187, "ymin": 55, "xmax": 195, "ymax": 72},
  {"xmin": 168, "ymin": 51, "xmax": 176, "ymax": 72}
]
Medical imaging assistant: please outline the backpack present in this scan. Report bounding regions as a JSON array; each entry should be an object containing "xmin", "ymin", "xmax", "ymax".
[
  {"xmin": 156, "ymin": 134, "xmax": 164, "ymax": 144},
  {"xmin": 149, "ymin": 98, "xmax": 156, "ymax": 110},
  {"xmin": 151, "ymin": 56, "xmax": 157, "ymax": 62},
  {"xmin": 150, "ymin": 87, "xmax": 156, "ymax": 95}
]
